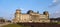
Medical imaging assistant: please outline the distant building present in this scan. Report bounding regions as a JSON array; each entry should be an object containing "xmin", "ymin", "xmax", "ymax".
[
  {"xmin": 50, "ymin": 18, "xmax": 60, "ymax": 23},
  {"xmin": 13, "ymin": 9, "xmax": 50, "ymax": 23},
  {"xmin": 0, "ymin": 17, "xmax": 5, "ymax": 23}
]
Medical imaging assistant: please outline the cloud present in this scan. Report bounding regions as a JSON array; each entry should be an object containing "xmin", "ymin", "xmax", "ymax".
[
  {"xmin": 47, "ymin": 0, "xmax": 60, "ymax": 18},
  {"xmin": 49, "ymin": 0, "xmax": 60, "ymax": 7},
  {"xmin": 53, "ymin": 0, "xmax": 58, "ymax": 3},
  {"xmin": 55, "ymin": 11, "xmax": 60, "ymax": 13},
  {"xmin": 50, "ymin": 10, "xmax": 60, "ymax": 18},
  {"xmin": 20, "ymin": 8, "xmax": 25, "ymax": 10},
  {"xmin": 16, "ymin": 8, "xmax": 25, "ymax": 10}
]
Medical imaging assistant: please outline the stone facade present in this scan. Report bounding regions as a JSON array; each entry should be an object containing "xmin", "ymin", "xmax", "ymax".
[{"xmin": 13, "ymin": 9, "xmax": 50, "ymax": 23}]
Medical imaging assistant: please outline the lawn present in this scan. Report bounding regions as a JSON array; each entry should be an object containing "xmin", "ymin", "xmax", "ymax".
[
  {"xmin": 2, "ymin": 24, "xmax": 31, "ymax": 27},
  {"xmin": 2, "ymin": 23, "xmax": 60, "ymax": 27}
]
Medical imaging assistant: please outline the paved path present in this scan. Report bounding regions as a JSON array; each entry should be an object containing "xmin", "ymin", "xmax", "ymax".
[{"xmin": 0, "ymin": 22, "xmax": 11, "ymax": 27}]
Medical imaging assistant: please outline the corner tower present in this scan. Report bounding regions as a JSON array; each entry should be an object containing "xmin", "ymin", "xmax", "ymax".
[
  {"xmin": 14, "ymin": 9, "xmax": 21, "ymax": 23},
  {"xmin": 43, "ymin": 11, "xmax": 49, "ymax": 18}
]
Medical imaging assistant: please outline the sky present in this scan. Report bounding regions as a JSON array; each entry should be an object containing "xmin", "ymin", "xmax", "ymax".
[{"xmin": 0, "ymin": 0, "xmax": 60, "ymax": 20}]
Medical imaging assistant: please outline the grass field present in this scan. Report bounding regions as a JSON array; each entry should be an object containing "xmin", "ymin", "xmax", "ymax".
[
  {"xmin": 2, "ymin": 24, "xmax": 31, "ymax": 27},
  {"xmin": 2, "ymin": 22, "xmax": 60, "ymax": 27}
]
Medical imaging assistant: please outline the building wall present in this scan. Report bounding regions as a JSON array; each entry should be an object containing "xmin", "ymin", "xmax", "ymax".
[
  {"xmin": 20, "ymin": 14, "xmax": 30, "ymax": 22},
  {"xmin": 13, "ymin": 9, "xmax": 50, "ymax": 23},
  {"xmin": 39, "ymin": 15, "xmax": 48, "ymax": 19},
  {"xmin": 18, "ymin": 13, "xmax": 50, "ymax": 23}
]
